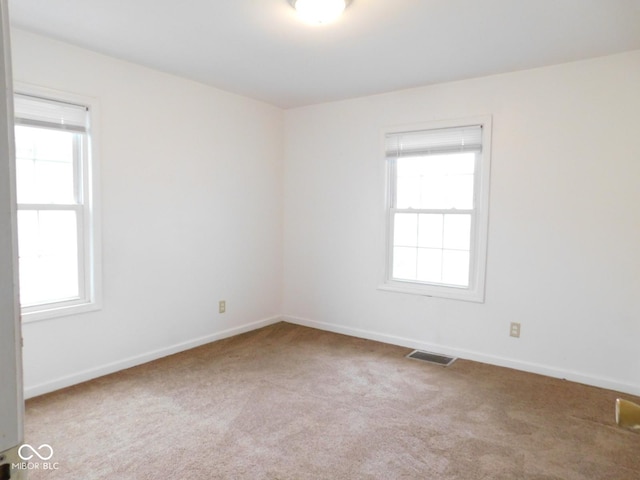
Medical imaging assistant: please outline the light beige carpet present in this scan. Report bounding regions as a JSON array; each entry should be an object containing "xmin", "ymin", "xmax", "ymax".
[{"xmin": 24, "ymin": 322, "xmax": 640, "ymax": 479}]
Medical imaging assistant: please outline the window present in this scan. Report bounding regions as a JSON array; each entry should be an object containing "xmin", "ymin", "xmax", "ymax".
[
  {"xmin": 381, "ymin": 117, "xmax": 491, "ymax": 302},
  {"xmin": 14, "ymin": 87, "xmax": 101, "ymax": 321}
]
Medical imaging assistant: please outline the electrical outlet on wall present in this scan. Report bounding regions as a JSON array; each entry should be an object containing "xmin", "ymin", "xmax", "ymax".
[
  {"xmin": 510, "ymin": 322, "xmax": 521, "ymax": 338},
  {"xmin": 219, "ymin": 300, "xmax": 226, "ymax": 314}
]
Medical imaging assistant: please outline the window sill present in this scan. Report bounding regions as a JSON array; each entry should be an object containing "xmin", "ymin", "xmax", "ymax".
[
  {"xmin": 378, "ymin": 281, "xmax": 485, "ymax": 303},
  {"xmin": 21, "ymin": 300, "xmax": 101, "ymax": 324}
]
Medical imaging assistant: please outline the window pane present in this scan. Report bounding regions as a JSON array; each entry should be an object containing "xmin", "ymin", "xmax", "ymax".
[
  {"xmin": 397, "ymin": 156, "xmax": 436, "ymax": 209},
  {"xmin": 17, "ymin": 210, "xmax": 79, "ymax": 306},
  {"xmin": 444, "ymin": 152, "xmax": 475, "ymax": 175},
  {"xmin": 17, "ymin": 210, "xmax": 39, "ymax": 258},
  {"xmin": 396, "ymin": 152, "xmax": 476, "ymax": 210},
  {"xmin": 442, "ymin": 250, "xmax": 470, "ymax": 287},
  {"xmin": 15, "ymin": 126, "xmax": 76, "ymax": 204},
  {"xmin": 444, "ymin": 174, "xmax": 474, "ymax": 209},
  {"xmin": 417, "ymin": 248, "xmax": 442, "ymax": 283},
  {"xmin": 396, "ymin": 175, "xmax": 420, "ymax": 209},
  {"xmin": 392, "ymin": 247, "xmax": 417, "ymax": 280},
  {"xmin": 443, "ymin": 214, "xmax": 471, "ymax": 251},
  {"xmin": 420, "ymin": 175, "xmax": 448, "ymax": 209},
  {"xmin": 396, "ymin": 157, "xmax": 425, "ymax": 177},
  {"xmin": 393, "ymin": 213, "xmax": 418, "ymax": 247},
  {"xmin": 418, "ymin": 214, "xmax": 443, "ymax": 248}
]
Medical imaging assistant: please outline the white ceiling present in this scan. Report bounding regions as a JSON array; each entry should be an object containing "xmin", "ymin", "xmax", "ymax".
[{"xmin": 8, "ymin": 0, "xmax": 640, "ymax": 108}]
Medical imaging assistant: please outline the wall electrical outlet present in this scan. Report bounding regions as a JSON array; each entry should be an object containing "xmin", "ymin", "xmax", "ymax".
[
  {"xmin": 510, "ymin": 322, "xmax": 521, "ymax": 338},
  {"xmin": 219, "ymin": 300, "xmax": 226, "ymax": 314}
]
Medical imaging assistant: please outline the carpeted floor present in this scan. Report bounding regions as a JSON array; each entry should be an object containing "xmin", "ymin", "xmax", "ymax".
[{"xmin": 24, "ymin": 322, "xmax": 640, "ymax": 479}]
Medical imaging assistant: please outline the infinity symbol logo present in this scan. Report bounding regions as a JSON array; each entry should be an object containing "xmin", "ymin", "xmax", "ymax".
[{"xmin": 18, "ymin": 444, "xmax": 54, "ymax": 461}]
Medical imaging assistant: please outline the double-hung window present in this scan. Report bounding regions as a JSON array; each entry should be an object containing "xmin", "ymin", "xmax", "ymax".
[
  {"xmin": 382, "ymin": 117, "xmax": 491, "ymax": 302},
  {"xmin": 14, "ymin": 87, "xmax": 101, "ymax": 321}
]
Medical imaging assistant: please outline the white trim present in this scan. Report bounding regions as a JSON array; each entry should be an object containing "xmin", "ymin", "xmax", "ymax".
[
  {"xmin": 281, "ymin": 315, "xmax": 640, "ymax": 397},
  {"xmin": 24, "ymin": 315, "xmax": 282, "ymax": 399},
  {"xmin": 378, "ymin": 282, "xmax": 482, "ymax": 302},
  {"xmin": 14, "ymin": 82, "xmax": 102, "ymax": 323},
  {"xmin": 20, "ymin": 300, "xmax": 101, "ymax": 323}
]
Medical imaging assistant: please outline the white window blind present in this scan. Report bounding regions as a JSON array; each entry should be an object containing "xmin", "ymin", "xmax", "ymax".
[
  {"xmin": 386, "ymin": 125, "xmax": 482, "ymax": 157},
  {"xmin": 14, "ymin": 93, "xmax": 88, "ymax": 133}
]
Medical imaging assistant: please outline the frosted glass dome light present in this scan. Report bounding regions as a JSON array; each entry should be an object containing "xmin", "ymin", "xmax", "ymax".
[{"xmin": 289, "ymin": 0, "xmax": 352, "ymax": 24}]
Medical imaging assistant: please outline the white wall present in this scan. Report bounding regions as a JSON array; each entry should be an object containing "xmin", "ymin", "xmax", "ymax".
[
  {"xmin": 283, "ymin": 51, "xmax": 640, "ymax": 395},
  {"xmin": 11, "ymin": 29, "xmax": 284, "ymax": 397}
]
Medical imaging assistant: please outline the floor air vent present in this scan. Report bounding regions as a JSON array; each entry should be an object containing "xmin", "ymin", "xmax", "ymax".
[{"xmin": 406, "ymin": 350, "xmax": 457, "ymax": 367}]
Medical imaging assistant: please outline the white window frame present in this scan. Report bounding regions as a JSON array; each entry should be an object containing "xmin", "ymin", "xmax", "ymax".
[
  {"xmin": 14, "ymin": 83, "xmax": 101, "ymax": 322},
  {"xmin": 379, "ymin": 116, "xmax": 492, "ymax": 302}
]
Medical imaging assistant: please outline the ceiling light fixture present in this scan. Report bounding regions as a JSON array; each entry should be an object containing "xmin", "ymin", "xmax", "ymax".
[{"xmin": 288, "ymin": 0, "xmax": 353, "ymax": 24}]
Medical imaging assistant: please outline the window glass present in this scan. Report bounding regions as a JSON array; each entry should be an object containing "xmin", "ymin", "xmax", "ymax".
[
  {"xmin": 15, "ymin": 126, "xmax": 76, "ymax": 205},
  {"xmin": 17, "ymin": 210, "xmax": 79, "ymax": 306},
  {"xmin": 396, "ymin": 153, "xmax": 475, "ymax": 209}
]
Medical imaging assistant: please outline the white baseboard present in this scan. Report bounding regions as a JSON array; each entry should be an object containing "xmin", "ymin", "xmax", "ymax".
[
  {"xmin": 25, "ymin": 314, "xmax": 640, "ymax": 399},
  {"xmin": 24, "ymin": 315, "xmax": 282, "ymax": 399},
  {"xmin": 281, "ymin": 315, "xmax": 640, "ymax": 397}
]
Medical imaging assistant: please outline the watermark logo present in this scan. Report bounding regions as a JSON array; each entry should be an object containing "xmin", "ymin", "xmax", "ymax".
[
  {"xmin": 12, "ymin": 443, "xmax": 59, "ymax": 471},
  {"xmin": 18, "ymin": 444, "xmax": 54, "ymax": 461}
]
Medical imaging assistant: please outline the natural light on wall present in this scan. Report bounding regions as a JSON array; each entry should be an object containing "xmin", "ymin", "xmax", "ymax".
[{"xmin": 289, "ymin": 0, "xmax": 351, "ymax": 24}]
